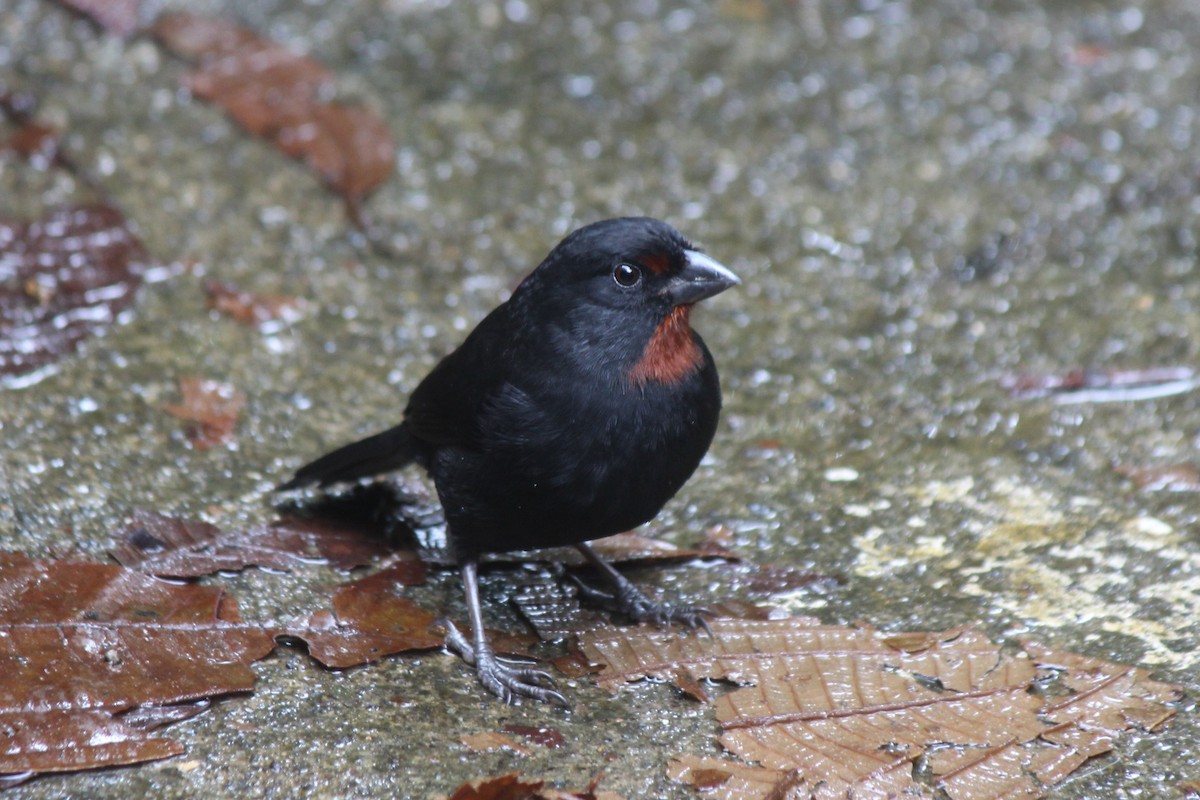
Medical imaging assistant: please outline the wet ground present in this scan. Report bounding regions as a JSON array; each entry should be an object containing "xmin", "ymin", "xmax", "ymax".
[{"xmin": 2, "ymin": 0, "xmax": 1198, "ymax": 797}]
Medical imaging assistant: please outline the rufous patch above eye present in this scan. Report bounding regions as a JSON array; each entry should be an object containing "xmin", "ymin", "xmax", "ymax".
[{"xmin": 641, "ymin": 252, "xmax": 672, "ymax": 274}]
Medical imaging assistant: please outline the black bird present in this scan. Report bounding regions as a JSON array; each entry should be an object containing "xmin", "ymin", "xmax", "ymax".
[{"xmin": 279, "ymin": 217, "xmax": 739, "ymax": 705}]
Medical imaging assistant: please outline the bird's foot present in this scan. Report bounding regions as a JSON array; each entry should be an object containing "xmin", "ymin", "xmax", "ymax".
[
  {"xmin": 572, "ymin": 572, "xmax": 712, "ymax": 633},
  {"xmin": 439, "ymin": 619, "xmax": 570, "ymax": 708}
]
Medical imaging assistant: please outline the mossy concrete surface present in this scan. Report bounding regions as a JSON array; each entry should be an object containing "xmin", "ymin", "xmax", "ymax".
[{"xmin": 2, "ymin": 0, "xmax": 1197, "ymax": 797}]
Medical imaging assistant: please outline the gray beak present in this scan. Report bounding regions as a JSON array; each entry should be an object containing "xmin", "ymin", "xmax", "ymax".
[{"xmin": 663, "ymin": 250, "xmax": 741, "ymax": 306}]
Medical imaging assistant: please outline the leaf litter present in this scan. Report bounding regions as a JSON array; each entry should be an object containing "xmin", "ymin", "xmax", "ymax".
[
  {"xmin": 0, "ymin": 205, "xmax": 154, "ymax": 381},
  {"xmin": 443, "ymin": 771, "xmax": 624, "ymax": 800},
  {"xmin": 0, "ymin": 551, "xmax": 276, "ymax": 778},
  {"xmin": 161, "ymin": 375, "xmax": 246, "ymax": 449},
  {"xmin": 149, "ymin": 12, "xmax": 395, "ymax": 225},
  {"xmin": 576, "ymin": 618, "xmax": 1182, "ymax": 799},
  {"xmin": 0, "ymin": 547, "xmax": 486, "ymax": 783},
  {"xmin": 1115, "ymin": 463, "xmax": 1200, "ymax": 492},
  {"xmin": 52, "ymin": 0, "xmax": 143, "ymax": 37},
  {"xmin": 0, "ymin": 496, "xmax": 1183, "ymax": 794},
  {"xmin": 111, "ymin": 508, "xmax": 395, "ymax": 577},
  {"xmin": 204, "ymin": 279, "xmax": 305, "ymax": 331}
]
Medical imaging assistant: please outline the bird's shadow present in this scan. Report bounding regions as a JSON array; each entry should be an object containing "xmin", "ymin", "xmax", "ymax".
[{"xmin": 273, "ymin": 480, "xmax": 455, "ymax": 565}]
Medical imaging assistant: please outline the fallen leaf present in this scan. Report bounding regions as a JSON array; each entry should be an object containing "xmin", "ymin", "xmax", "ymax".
[
  {"xmin": 1115, "ymin": 463, "xmax": 1200, "ymax": 492},
  {"xmin": 550, "ymin": 645, "xmax": 605, "ymax": 680},
  {"xmin": 204, "ymin": 279, "xmax": 303, "ymax": 330},
  {"xmin": 150, "ymin": 12, "xmax": 395, "ymax": 217},
  {"xmin": 668, "ymin": 755, "xmax": 800, "ymax": 799},
  {"xmin": 461, "ymin": 732, "xmax": 531, "ymax": 756},
  {"xmin": 286, "ymin": 565, "xmax": 443, "ymax": 668},
  {"xmin": 1026, "ymin": 642, "xmax": 1182, "ymax": 732},
  {"xmin": 110, "ymin": 509, "xmax": 396, "ymax": 577},
  {"xmin": 1068, "ymin": 43, "xmax": 1111, "ymax": 67},
  {"xmin": 443, "ymin": 772, "xmax": 624, "ymax": 800},
  {"xmin": 446, "ymin": 773, "xmax": 545, "ymax": 800},
  {"xmin": 582, "ymin": 618, "xmax": 1009, "ymax": 693},
  {"xmin": 579, "ymin": 618, "xmax": 1181, "ymax": 800},
  {"xmin": 119, "ymin": 700, "xmax": 211, "ymax": 732},
  {"xmin": 0, "ymin": 551, "xmax": 276, "ymax": 776},
  {"xmin": 54, "ymin": 0, "xmax": 142, "ymax": 36},
  {"xmin": 161, "ymin": 375, "xmax": 246, "ymax": 448},
  {"xmin": 725, "ymin": 562, "xmax": 841, "ymax": 600},
  {"xmin": 502, "ymin": 725, "xmax": 565, "ymax": 750},
  {"xmin": 0, "ymin": 205, "xmax": 152, "ymax": 380},
  {"xmin": 273, "ymin": 102, "xmax": 395, "ymax": 205},
  {"xmin": 1, "ymin": 120, "xmax": 61, "ymax": 168},
  {"xmin": 511, "ymin": 571, "xmax": 601, "ymax": 641}
]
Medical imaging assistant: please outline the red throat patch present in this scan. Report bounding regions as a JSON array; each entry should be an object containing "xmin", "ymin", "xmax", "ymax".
[{"xmin": 627, "ymin": 305, "xmax": 702, "ymax": 386}]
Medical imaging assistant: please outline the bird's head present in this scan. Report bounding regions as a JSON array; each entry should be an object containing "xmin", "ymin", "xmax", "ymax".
[{"xmin": 516, "ymin": 217, "xmax": 740, "ymax": 385}]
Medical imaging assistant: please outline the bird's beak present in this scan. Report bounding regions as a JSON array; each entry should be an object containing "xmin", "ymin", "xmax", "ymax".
[{"xmin": 662, "ymin": 250, "xmax": 741, "ymax": 306}]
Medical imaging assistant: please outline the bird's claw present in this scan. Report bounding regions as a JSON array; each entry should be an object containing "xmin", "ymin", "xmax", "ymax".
[
  {"xmin": 571, "ymin": 574, "xmax": 713, "ymax": 634},
  {"xmin": 438, "ymin": 619, "xmax": 570, "ymax": 708}
]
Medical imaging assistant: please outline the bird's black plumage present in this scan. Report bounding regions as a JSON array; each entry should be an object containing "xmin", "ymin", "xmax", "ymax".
[{"xmin": 280, "ymin": 217, "xmax": 738, "ymax": 704}]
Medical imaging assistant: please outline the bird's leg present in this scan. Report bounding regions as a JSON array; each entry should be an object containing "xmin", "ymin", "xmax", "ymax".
[
  {"xmin": 441, "ymin": 559, "xmax": 569, "ymax": 707},
  {"xmin": 573, "ymin": 542, "xmax": 711, "ymax": 631}
]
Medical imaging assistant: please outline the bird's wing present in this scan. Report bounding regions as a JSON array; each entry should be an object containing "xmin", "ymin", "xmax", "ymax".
[{"xmin": 403, "ymin": 303, "xmax": 520, "ymax": 449}]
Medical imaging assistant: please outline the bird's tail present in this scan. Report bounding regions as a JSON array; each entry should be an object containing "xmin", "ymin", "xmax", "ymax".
[{"xmin": 277, "ymin": 423, "xmax": 418, "ymax": 490}]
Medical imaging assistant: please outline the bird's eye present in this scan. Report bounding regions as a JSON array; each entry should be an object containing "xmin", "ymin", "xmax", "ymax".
[{"xmin": 613, "ymin": 263, "xmax": 642, "ymax": 287}]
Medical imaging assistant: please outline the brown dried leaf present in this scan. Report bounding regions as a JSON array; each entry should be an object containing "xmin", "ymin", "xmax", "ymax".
[
  {"xmin": 150, "ymin": 12, "xmax": 394, "ymax": 210},
  {"xmin": 275, "ymin": 102, "xmax": 396, "ymax": 202},
  {"xmin": 668, "ymin": 755, "xmax": 798, "ymax": 800},
  {"xmin": 111, "ymin": 509, "xmax": 395, "ymax": 577},
  {"xmin": 446, "ymin": 773, "xmax": 545, "ymax": 800},
  {"xmin": 704, "ymin": 599, "xmax": 786, "ymax": 621},
  {"xmin": 119, "ymin": 700, "xmax": 211, "ymax": 732},
  {"xmin": 581, "ymin": 618, "xmax": 1011, "ymax": 693},
  {"xmin": 551, "ymin": 645, "xmax": 605, "ymax": 680},
  {"xmin": 1027, "ymin": 642, "xmax": 1183, "ymax": 732},
  {"xmin": 932, "ymin": 741, "xmax": 1046, "ymax": 800},
  {"xmin": 0, "ymin": 205, "xmax": 152, "ymax": 379},
  {"xmin": 460, "ymin": 732, "xmax": 531, "ymax": 756},
  {"xmin": 54, "ymin": 0, "xmax": 142, "ymax": 36},
  {"xmin": 501, "ymin": 725, "xmax": 565, "ymax": 750},
  {"xmin": 931, "ymin": 722, "xmax": 1116, "ymax": 800},
  {"xmin": 1032, "ymin": 723, "xmax": 1113, "ymax": 785},
  {"xmin": 287, "ymin": 566, "xmax": 443, "ymax": 668},
  {"xmin": 511, "ymin": 571, "xmax": 600, "ymax": 640},
  {"xmin": 0, "ymin": 551, "xmax": 277, "ymax": 776},
  {"xmin": 444, "ymin": 772, "xmax": 624, "ymax": 800},
  {"xmin": 1115, "ymin": 463, "xmax": 1200, "ymax": 492},
  {"xmin": 2, "ymin": 121, "xmax": 61, "ymax": 168},
  {"xmin": 593, "ymin": 620, "xmax": 1180, "ymax": 799},
  {"xmin": 734, "ymin": 562, "xmax": 842, "ymax": 600},
  {"xmin": 161, "ymin": 375, "xmax": 245, "ymax": 448},
  {"xmin": 269, "ymin": 515, "xmax": 410, "ymax": 572},
  {"xmin": 204, "ymin": 279, "xmax": 304, "ymax": 329},
  {"xmin": 149, "ymin": 13, "xmax": 265, "ymax": 60}
]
